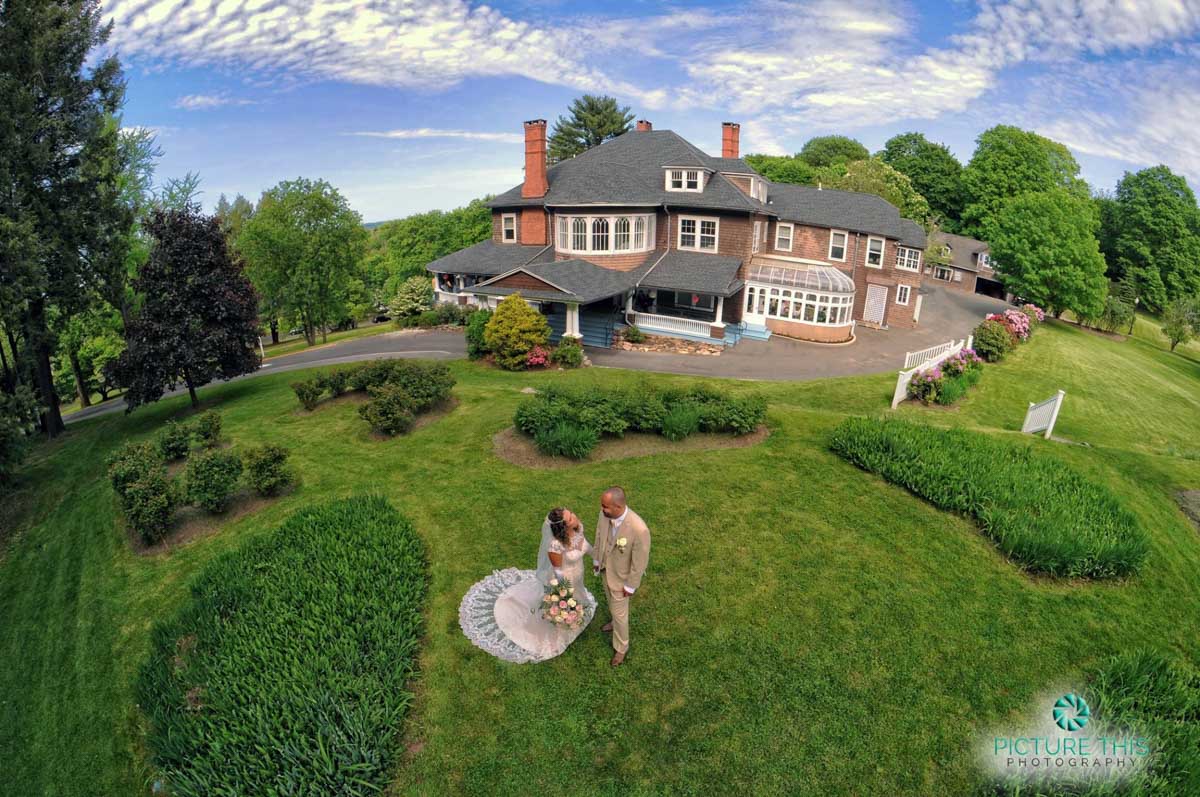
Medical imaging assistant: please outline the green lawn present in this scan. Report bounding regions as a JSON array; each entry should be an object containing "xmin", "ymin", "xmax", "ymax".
[
  {"xmin": 2, "ymin": 320, "xmax": 1199, "ymax": 795},
  {"xmin": 261, "ymin": 321, "xmax": 395, "ymax": 359}
]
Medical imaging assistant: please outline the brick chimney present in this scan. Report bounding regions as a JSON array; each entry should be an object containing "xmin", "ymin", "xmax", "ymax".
[
  {"xmin": 522, "ymin": 119, "xmax": 549, "ymax": 198},
  {"xmin": 636, "ymin": 119, "xmax": 653, "ymax": 132},
  {"xmin": 721, "ymin": 122, "xmax": 740, "ymax": 158}
]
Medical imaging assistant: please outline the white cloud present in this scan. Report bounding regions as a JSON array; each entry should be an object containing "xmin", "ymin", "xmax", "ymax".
[
  {"xmin": 173, "ymin": 93, "xmax": 256, "ymax": 110},
  {"xmin": 347, "ymin": 128, "xmax": 524, "ymax": 144}
]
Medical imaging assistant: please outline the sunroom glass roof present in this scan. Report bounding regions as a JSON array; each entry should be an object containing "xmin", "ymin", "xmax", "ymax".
[{"xmin": 747, "ymin": 264, "xmax": 856, "ymax": 294}]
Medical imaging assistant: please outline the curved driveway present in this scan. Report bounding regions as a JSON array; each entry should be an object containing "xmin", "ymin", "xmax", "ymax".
[{"xmin": 67, "ymin": 286, "xmax": 1006, "ymax": 424}]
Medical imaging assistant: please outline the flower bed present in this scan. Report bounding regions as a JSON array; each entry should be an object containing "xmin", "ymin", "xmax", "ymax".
[
  {"xmin": 290, "ymin": 359, "xmax": 455, "ymax": 436},
  {"xmin": 137, "ymin": 496, "xmax": 426, "ymax": 797},
  {"xmin": 514, "ymin": 383, "xmax": 767, "ymax": 459},
  {"xmin": 829, "ymin": 417, "xmax": 1147, "ymax": 579},
  {"xmin": 907, "ymin": 348, "xmax": 984, "ymax": 406},
  {"xmin": 974, "ymin": 304, "xmax": 1044, "ymax": 362}
]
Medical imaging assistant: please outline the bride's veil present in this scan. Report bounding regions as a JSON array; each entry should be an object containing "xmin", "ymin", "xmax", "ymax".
[{"xmin": 535, "ymin": 516, "xmax": 555, "ymax": 585}]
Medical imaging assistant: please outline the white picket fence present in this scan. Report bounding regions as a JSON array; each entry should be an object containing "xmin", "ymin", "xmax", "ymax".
[
  {"xmin": 1022, "ymin": 390, "xmax": 1066, "ymax": 439},
  {"xmin": 891, "ymin": 335, "xmax": 973, "ymax": 409}
]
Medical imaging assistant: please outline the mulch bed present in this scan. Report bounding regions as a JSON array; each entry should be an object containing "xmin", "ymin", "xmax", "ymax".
[
  {"xmin": 367, "ymin": 396, "xmax": 460, "ymax": 441},
  {"xmin": 492, "ymin": 424, "xmax": 770, "ymax": 469},
  {"xmin": 1178, "ymin": 491, "xmax": 1200, "ymax": 534},
  {"xmin": 129, "ymin": 484, "xmax": 296, "ymax": 557}
]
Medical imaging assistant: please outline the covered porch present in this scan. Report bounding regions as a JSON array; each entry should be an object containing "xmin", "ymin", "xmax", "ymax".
[{"xmin": 626, "ymin": 250, "xmax": 743, "ymax": 344}]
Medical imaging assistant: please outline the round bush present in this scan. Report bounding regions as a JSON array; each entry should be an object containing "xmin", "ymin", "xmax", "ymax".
[
  {"xmin": 551, "ymin": 338, "xmax": 584, "ymax": 368},
  {"xmin": 107, "ymin": 441, "xmax": 162, "ymax": 499},
  {"xmin": 535, "ymin": 421, "xmax": 598, "ymax": 459},
  {"xmin": 973, "ymin": 319, "xmax": 1013, "ymax": 362},
  {"xmin": 193, "ymin": 411, "xmax": 222, "ymax": 447},
  {"xmin": 185, "ymin": 449, "xmax": 244, "ymax": 513},
  {"xmin": 137, "ymin": 496, "xmax": 427, "ymax": 797},
  {"xmin": 156, "ymin": 420, "xmax": 193, "ymax": 461},
  {"xmin": 318, "ymin": 369, "xmax": 350, "ymax": 397},
  {"xmin": 358, "ymin": 383, "xmax": 416, "ymax": 436},
  {"xmin": 662, "ymin": 404, "xmax": 701, "ymax": 441},
  {"xmin": 242, "ymin": 444, "xmax": 293, "ymax": 496},
  {"xmin": 483, "ymin": 294, "xmax": 551, "ymax": 371},
  {"xmin": 291, "ymin": 378, "xmax": 324, "ymax": 411},
  {"xmin": 124, "ymin": 469, "xmax": 177, "ymax": 545},
  {"xmin": 415, "ymin": 309, "xmax": 441, "ymax": 328},
  {"xmin": 623, "ymin": 325, "xmax": 646, "ymax": 344}
]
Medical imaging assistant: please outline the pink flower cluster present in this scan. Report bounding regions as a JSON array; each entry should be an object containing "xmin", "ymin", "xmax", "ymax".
[
  {"xmin": 940, "ymin": 349, "xmax": 984, "ymax": 377},
  {"xmin": 542, "ymin": 578, "xmax": 584, "ymax": 629},
  {"xmin": 1021, "ymin": 303, "xmax": 1046, "ymax": 323},
  {"xmin": 525, "ymin": 345, "xmax": 550, "ymax": 367},
  {"xmin": 987, "ymin": 309, "xmax": 1031, "ymax": 342}
]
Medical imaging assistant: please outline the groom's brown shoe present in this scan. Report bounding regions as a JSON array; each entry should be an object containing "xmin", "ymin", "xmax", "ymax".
[
  {"xmin": 602, "ymin": 621, "xmax": 613, "ymax": 633},
  {"xmin": 610, "ymin": 650, "xmax": 626, "ymax": 667}
]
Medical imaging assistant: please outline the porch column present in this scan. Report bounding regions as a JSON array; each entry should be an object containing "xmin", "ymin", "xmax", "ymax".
[
  {"xmin": 565, "ymin": 303, "xmax": 582, "ymax": 338},
  {"xmin": 625, "ymin": 292, "xmax": 634, "ymax": 313},
  {"xmin": 713, "ymin": 295, "xmax": 725, "ymax": 328}
]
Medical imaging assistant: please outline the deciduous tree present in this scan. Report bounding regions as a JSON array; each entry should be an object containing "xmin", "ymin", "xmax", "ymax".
[
  {"xmin": 1161, "ymin": 296, "xmax": 1200, "ymax": 352},
  {"xmin": 879, "ymin": 132, "xmax": 965, "ymax": 228},
  {"xmin": 798, "ymin": 135, "xmax": 868, "ymax": 168},
  {"xmin": 824, "ymin": 158, "xmax": 932, "ymax": 224}
]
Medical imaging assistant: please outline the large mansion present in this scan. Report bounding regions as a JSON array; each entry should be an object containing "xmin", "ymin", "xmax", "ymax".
[{"xmin": 426, "ymin": 119, "xmax": 930, "ymax": 346}]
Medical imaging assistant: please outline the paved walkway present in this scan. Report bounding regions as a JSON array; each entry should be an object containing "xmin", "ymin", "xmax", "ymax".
[
  {"xmin": 589, "ymin": 285, "xmax": 1008, "ymax": 381},
  {"xmin": 66, "ymin": 286, "xmax": 1007, "ymax": 424}
]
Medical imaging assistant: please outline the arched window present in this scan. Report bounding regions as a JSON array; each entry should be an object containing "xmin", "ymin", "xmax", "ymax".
[
  {"xmin": 592, "ymin": 218, "xmax": 610, "ymax": 251},
  {"xmin": 614, "ymin": 217, "xmax": 631, "ymax": 250},
  {"xmin": 571, "ymin": 217, "xmax": 587, "ymax": 251},
  {"xmin": 633, "ymin": 217, "xmax": 646, "ymax": 249}
]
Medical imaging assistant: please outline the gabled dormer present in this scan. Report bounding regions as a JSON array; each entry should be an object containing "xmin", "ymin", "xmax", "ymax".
[{"xmin": 664, "ymin": 166, "xmax": 709, "ymax": 193}]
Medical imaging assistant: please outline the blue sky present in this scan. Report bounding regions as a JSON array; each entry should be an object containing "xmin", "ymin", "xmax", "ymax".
[{"xmin": 104, "ymin": 0, "xmax": 1200, "ymax": 223}]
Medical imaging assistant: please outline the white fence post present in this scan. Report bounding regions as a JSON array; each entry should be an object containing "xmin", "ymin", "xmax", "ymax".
[{"xmin": 1021, "ymin": 390, "xmax": 1066, "ymax": 439}]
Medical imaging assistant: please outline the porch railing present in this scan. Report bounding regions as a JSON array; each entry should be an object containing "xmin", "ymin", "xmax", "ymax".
[{"xmin": 629, "ymin": 311, "xmax": 713, "ymax": 338}]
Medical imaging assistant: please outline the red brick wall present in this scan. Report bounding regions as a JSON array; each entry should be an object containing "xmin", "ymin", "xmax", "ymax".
[{"xmin": 520, "ymin": 207, "xmax": 548, "ymax": 245}]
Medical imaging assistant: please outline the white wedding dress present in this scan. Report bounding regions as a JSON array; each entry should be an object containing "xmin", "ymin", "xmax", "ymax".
[{"xmin": 459, "ymin": 519, "xmax": 597, "ymax": 663}]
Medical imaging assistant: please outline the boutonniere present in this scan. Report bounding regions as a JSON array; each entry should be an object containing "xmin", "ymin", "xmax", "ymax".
[{"xmin": 616, "ymin": 536, "xmax": 628, "ymax": 553}]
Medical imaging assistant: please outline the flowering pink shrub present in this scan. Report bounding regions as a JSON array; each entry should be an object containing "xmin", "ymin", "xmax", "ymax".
[
  {"xmin": 907, "ymin": 349, "xmax": 984, "ymax": 405},
  {"xmin": 525, "ymin": 345, "xmax": 550, "ymax": 368},
  {"xmin": 1002, "ymin": 308, "xmax": 1031, "ymax": 341},
  {"xmin": 1021, "ymin": 303, "xmax": 1046, "ymax": 323},
  {"xmin": 940, "ymin": 349, "xmax": 984, "ymax": 377}
]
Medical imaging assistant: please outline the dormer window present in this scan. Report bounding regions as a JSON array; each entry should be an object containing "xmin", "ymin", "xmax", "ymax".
[
  {"xmin": 501, "ymin": 213, "xmax": 516, "ymax": 242},
  {"xmin": 665, "ymin": 168, "xmax": 704, "ymax": 192}
]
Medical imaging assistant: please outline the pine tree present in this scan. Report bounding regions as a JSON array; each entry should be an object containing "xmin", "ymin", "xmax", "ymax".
[{"xmin": 548, "ymin": 95, "xmax": 634, "ymax": 163}]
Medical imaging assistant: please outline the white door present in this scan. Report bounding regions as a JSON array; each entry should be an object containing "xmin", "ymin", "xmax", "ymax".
[
  {"xmin": 864, "ymin": 284, "xmax": 888, "ymax": 325},
  {"xmin": 743, "ymin": 284, "xmax": 767, "ymax": 325}
]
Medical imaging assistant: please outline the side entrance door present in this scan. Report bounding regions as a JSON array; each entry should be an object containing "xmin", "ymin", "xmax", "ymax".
[
  {"xmin": 863, "ymin": 284, "xmax": 888, "ymax": 325},
  {"xmin": 743, "ymin": 284, "xmax": 768, "ymax": 326}
]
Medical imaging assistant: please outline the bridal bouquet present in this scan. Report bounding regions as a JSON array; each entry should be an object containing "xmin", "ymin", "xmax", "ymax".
[{"xmin": 541, "ymin": 577, "xmax": 584, "ymax": 629}]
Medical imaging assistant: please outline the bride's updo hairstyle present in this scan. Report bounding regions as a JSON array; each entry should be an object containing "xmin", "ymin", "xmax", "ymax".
[{"xmin": 547, "ymin": 508, "xmax": 570, "ymax": 544}]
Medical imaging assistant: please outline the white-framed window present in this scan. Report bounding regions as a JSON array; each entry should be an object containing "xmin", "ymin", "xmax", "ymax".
[
  {"xmin": 865, "ymin": 236, "xmax": 885, "ymax": 268},
  {"xmin": 895, "ymin": 246, "xmax": 921, "ymax": 271},
  {"xmin": 745, "ymin": 285, "xmax": 854, "ymax": 326},
  {"xmin": 665, "ymin": 168, "xmax": 704, "ymax": 192},
  {"xmin": 678, "ymin": 216, "xmax": 719, "ymax": 252},
  {"xmin": 775, "ymin": 222, "xmax": 794, "ymax": 252},
  {"xmin": 934, "ymin": 265, "xmax": 953, "ymax": 281},
  {"xmin": 556, "ymin": 214, "xmax": 656, "ymax": 255},
  {"xmin": 501, "ymin": 213, "xmax": 516, "ymax": 242},
  {"xmin": 752, "ymin": 221, "xmax": 762, "ymax": 254},
  {"xmin": 896, "ymin": 284, "xmax": 911, "ymax": 305},
  {"xmin": 828, "ymin": 230, "xmax": 848, "ymax": 261},
  {"xmin": 978, "ymin": 252, "xmax": 990, "ymax": 268}
]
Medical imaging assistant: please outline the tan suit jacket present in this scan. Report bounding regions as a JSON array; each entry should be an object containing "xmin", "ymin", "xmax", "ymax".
[{"xmin": 593, "ymin": 507, "xmax": 650, "ymax": 595}]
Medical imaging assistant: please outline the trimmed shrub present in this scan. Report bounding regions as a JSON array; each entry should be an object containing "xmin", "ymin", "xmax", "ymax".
[
  {"xmin": 291, "ymin": 378, "xmax": 324, "ymax": 411},
  {"xmin": 465, "ymin": 309, "xmax": 493, "ymax": 360},
  {"xmin": 389, "ymin": 275, "xmax": 434, "ymax": 321},
  {"xmin": 318, "ymin": 369, "xmax": 350, "ymax": 397},
  {"xmin": 623, "ymin": 325, "xmax": 646, "ymax": 344},
  {"xmin": 433, "ymin": 302, "xmax": 470, "ymax": 326},
  {"xmin": 662, "ymin": 403, "xmax": 701, "ymax": 441},
  {"xmin": 185, "ymin": 449, "xmax": 243, "ymax": 513},
  {"xmin": 359, "ymin": 383, "xmax": 417, "ymax": 436},
  {"xmin": 415, "ymin": 309, "xmax": 441, "ymax": 328},
  {"xmin": 526, "ymin": 345, "xmax": 550, "ymax": 368},
  {"xmin": 483, "ymin": 294, "xmax": 551, "ymax": 370},
  {"xmin": 157, "ymin": 420, "xmax": 193, "ymax": 460},
  {"xmin": 124, "ymin": 470, "xmax": 177, "ymax": 545},
  {"xmin": 242, "ymin": 444, "xmax": 293, "ymax": 497},
  {"xmin": 621, "ymin": 390, "xmax": 667, "ymax": 432},
  {"xmin": 107, "ymin": 441, "xmax": 162, "ymax": 500},
  {"xmin": 551, "ymin": 337, "xmax": 584, "ymax": 368},
  {"xmin": 137, "ymin": 496, "xmax": 427, "ymax": 797},
  {"xmin": 829, "ymin": 417, "xmax": 1147, "ymax": 579},
  {"xmin": 696, "ymin": 394, "xmax": 768, "ymax": 434},
  {"xmin": 973, "ymin": 319, "xmax": 1013, "ymax": 362},
  {"xmin": 193, "ymin": 411, "xmax": 222, "ymax": 447},
  {"xmin": 382, "ymin": 361, "xmax": 454, "ymax": 412},
  {"xmin": 534, "ymin": 421, "xmax": 598, "ymax": 459}
]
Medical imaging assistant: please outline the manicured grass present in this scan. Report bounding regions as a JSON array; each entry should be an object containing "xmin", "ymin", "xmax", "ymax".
[
  {"xmin": 1129, "ymin": 310, "xmax": 1200, "ymax": 363},
  {"xmin": 2, "ymin": 320, "xmax": 1199, "ymax": 795},
  {"xmin": 138, "ymin": 496, "xmax": 426, "ymax": 797},
  {"xmin": 262, "ymin": 321, "xmax": 394, "ymax": 359}
]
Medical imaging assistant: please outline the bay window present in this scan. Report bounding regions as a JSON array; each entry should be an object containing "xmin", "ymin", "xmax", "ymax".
[
  {"xmin": 614, "ymin": 217, "xmax": 630, "ymax": 250},
  {"xmin": 556, "ymin": 213, "xmax": 656, "ymax": 255},
  {"xmin": 591, "ymin": 218, "xmax": 609, "ymax": 251}
]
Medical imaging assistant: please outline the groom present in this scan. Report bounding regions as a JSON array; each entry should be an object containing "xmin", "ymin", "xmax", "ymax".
[{"xmin": 592, "ymin": 486, "xmax": 650, "ymax": 667}]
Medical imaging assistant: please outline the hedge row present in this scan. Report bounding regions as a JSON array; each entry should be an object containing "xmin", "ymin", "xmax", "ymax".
[
  {"xmin": 829, "ymin": 417, "xmax": 1146, "ymax": 579},
  {"xmin": 138, "ymin": 496, "xmax": 427, "ymax": 797},
  {"xmin": 516, "ymin": 383, "xmax": 767, "ymax": 459},
  {"xmin": 291, "ymin": 359, "xmax": 455, "ymax": 436}
]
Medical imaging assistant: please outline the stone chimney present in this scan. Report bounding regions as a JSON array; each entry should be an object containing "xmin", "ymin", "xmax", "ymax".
[
  {"xmin": 721, "ymin": 122, "xmax": 740, "ymax": 159},
  {"xmin": 636, "ymin": 119, "xmax": 653, "ymax": 132},
  {"xmin": 522, "ymin": 119, "xmax": 549, "ymax": 198}
]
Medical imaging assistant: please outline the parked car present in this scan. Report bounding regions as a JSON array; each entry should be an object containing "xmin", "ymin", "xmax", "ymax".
[{"xmin": 373, "ymin": 313, "xmax": 390, "ymax": 323}]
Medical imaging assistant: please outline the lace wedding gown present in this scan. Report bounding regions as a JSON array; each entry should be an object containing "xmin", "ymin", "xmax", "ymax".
[{"xmin": 459, "ymin": 519, "xmax": 597, "ymax": 663}]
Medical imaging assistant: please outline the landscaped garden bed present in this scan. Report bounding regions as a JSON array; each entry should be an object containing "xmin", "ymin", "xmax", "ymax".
[
  {"xmin": 493, "ymin": 423, "xmax": 770, "ymax": 468},
  {"xmin": 291, "ymin": 359, "xmax": 456, "ymax": 436},
  {"xmin": 829, "ymin": 416, "xmax": 1147, "ymax": 579},
  {"xmin": 137, "ymin": 496, "xmax": 426, "ymax": 797},
  {"xmin": 512, "ymin": 383, "xmax": 767, "ymax": 460}
]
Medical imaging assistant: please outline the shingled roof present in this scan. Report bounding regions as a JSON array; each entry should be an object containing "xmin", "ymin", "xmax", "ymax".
[
  {"xmin": 474, "ymin": 258, "xmax": 654, "ymax": 304},
  {"xmin": 639, "ymin": 251, "xmax": 743, "ymax": 296},
  {"xmin": 766, "ymin": 183, "xmax": 909, "ymax": 239},
  {"xmin": 899, "ymin": 219, "xmax": 927, "ymax": 249},
  {"xmin": 933, "ymin": 232, "xmax": 990, "ymax": 272},
  {"xmin": 424, "ymin": 240, "xmax": 550, "ymax": 276}
]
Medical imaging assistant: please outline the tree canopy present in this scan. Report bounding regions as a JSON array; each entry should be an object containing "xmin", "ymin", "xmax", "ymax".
[
  {"xmin": 111, "ymin": 207, "xmax": 260, "ymax": 410},
  {"xmin": 824, "ymin": 158, "xmax": 932, "ymax": 225},
  {"xmin": 988, "ymin": 189, "xmax": 1108, "ymax": 318},
  {"xmin": 879, "ymin": 132, "xmax": 965, "ymax": 229},
  {"xmin": 797, "ymin": 135, "xmax": 869, "ymax": 168},
  {"xmin": 362, "ymin": 198, "xmax": 491, "ymax": 295},
  {"xmin": 548, "ymin": 95, "xmax": 634, "ymax": 163},
  {"xmin": 743, "ymin": 154, "xmax": 816, "ymax": 185},
  {"xmin": 961, "ymin": 125, "xmax": 1089, "ymax": 239},
  {"xmin": 237, "ymin": 178, "xmax": 367, "ymax": 345},
  {"xmin": 1107, "ymin": 165, "xmax": 1200, "ymax": 312}
]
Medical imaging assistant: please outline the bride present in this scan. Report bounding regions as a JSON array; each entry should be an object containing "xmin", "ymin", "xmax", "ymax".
[{"xmin": 459, "ymin": 508, "xmax": 598, "ymax": 663}]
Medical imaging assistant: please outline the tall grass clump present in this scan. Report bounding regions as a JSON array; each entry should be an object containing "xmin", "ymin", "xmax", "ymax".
[
  {"xmin": 829, "ymin": 417, "xmax": 1147, "ymax": 579},
  {"xmin": 137, "ymin": 496, "xmax": 427, "ymax": 797}
]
